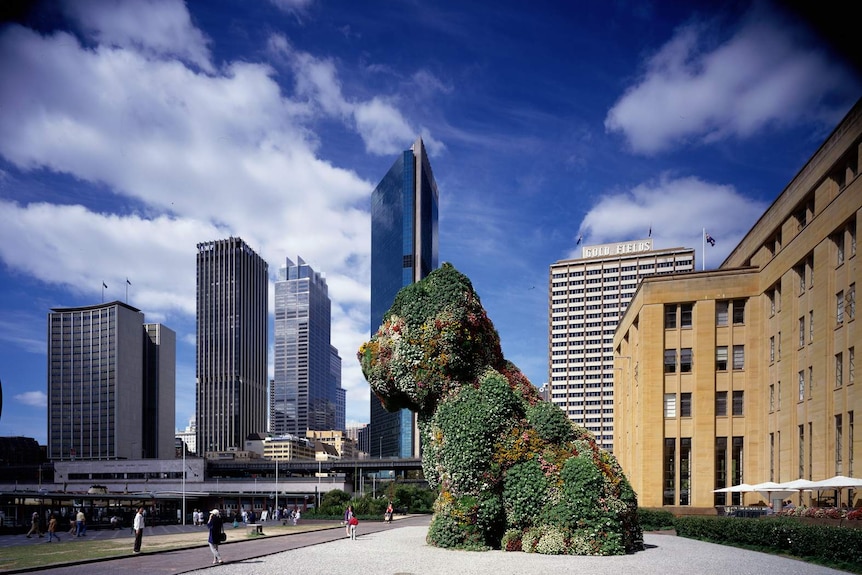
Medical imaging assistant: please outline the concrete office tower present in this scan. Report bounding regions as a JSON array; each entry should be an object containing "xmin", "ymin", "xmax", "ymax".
[
  {"xmin": 47, "ymin": 301, "xmax": 176, "ymax": 460},
  {"xmin": 549, "ymin": 240, "xmax": 695, "ymax": 452},
  {"xmin": 370, "ymin": 137, "xmax": 439, "ymax": 458},
  {"xmin": 196, "ymin": 237, "xmax": 268, "ymax": 454},
  {"xmin": 271, "ymin": 256, "xmax": 345, "ymax": 437}
]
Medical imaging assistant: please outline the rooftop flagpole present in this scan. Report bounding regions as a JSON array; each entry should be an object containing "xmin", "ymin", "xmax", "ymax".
[
  {"xmin": 126, "ymin": 278, "xmax": 131, "ymax": 303},
  {"xmin": 702, "ymin": 228, "xmax": 706, "ymax": 271}
]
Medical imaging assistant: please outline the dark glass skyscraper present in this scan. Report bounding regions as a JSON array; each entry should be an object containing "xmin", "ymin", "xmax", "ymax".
[
  {"xmin": 196, "ymin": 237, "xmax": 268, "ymax": 454},
  {"xmin": 370, "ymin": 137, "xmax": 439, "ymax": 458},
  {"xmin": 271, "ymin": 256, "xmax": 344, "ymax": 437}
]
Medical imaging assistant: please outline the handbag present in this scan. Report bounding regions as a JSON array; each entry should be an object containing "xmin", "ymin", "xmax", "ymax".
[{"xmin": 219, "ymin": 531, "xmax": 227, "ymax": 543}]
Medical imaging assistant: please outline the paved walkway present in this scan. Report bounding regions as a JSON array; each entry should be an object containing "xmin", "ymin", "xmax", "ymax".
[{"xmin": 1, "ymin": 516, "xmax": 853, "ymax": 575}]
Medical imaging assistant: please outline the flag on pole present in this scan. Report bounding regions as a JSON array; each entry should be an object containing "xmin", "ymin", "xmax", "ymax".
[
  {"xmin": 576, "ymin": 233, "xmax": 582, "ymax": 245},
  {"xmin": 648, "ymin": 225, "xmax": 652, "ymax": 238},
  {"xmin": 102, "ymin": 281, "xmax": 108, "ymax": 289},
  {"xmin": 705, "ymin": 232, "xmax": 716, "ymax": 246},
  {"xmin": 126, "ymin": 278, "xmax": 131, "ymax": 285}
]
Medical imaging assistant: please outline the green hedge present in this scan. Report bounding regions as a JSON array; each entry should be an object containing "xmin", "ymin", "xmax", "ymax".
[
  {"xmin": 673, "ymin": 516, "xmax": 862, "ymax": 572},
  {"xmin": 637, "ymin": 508, "xmax": 675, "ymax": 531}
]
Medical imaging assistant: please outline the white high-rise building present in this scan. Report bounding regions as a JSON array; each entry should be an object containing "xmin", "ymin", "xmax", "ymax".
[{"xmin": 549, "ymin": 239, "xmax": 695, "ymax": 452}]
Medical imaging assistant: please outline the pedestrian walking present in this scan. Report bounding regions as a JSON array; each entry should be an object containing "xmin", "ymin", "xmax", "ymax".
[
  {"xmin": 26, "ymin": 511, "xmax": 42, "ymax": 538},
  {"xmin": 348, "ymin": 515, "xmax": 359, "ymax": 540},
  {"xmin": 132, "ymin": 507, "xmax": 145, "ymax": 554},
  {"xmin": 344, "ymin": 505, "xmax": 354, "ymax": 537},
  {"xmin": 207, "ymin": 509, "xmax": 225, "ymax": 565},
  {"xmin": 75, "ymin": 509, "xmax": 86, "ymax": 537},
  {"xmin": 46, "ymin": 514, "xmax": 60, "ymax": 542}
]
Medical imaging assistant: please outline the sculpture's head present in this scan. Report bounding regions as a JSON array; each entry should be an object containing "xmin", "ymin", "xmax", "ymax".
[{"xmin": 358, "ymin": 263, "xmax": 505, "ymax": 415}]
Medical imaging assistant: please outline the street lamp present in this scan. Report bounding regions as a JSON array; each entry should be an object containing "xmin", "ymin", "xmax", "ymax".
[{"xmin": 181, "ymin": 442, "xmax": 186, "ymax": 526}]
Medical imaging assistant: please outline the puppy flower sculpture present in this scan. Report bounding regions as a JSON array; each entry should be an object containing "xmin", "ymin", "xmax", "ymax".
[{"xmin": 358, "ymin": 263, "xmax": 642, "ymax": 555}]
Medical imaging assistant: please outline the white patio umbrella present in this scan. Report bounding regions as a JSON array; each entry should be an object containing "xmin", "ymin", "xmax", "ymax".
[
  {"xmin": 776, "ymin": 479, "xmax": 818, "ymax": 506},
  {"xmin": 751, "ymin": 482, "xmax": 796, "ymax": 504},
  {"xmin": 808, "ymin": 475, "xmax": 862, "ymax": 507},
  {"xmin": 712, "ymin": 483, "xmax": 755, "ymax": 493}
]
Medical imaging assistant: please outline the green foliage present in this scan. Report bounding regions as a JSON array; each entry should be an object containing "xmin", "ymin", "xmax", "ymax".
[
  {"xmin": 501, "ymin": 528, "xmax": 522, "ymax": 551},
  {"xmin": 502, "ymin": 459, "xmax": 548, "ymax": 527},
  {"xmin": 526, "ymin": 401, "xmax": 576, "ymax": 444},
  {"xmin": 358, "ymin": 262, "xmax": 643, "ymax": 555},
  {"xmin": 318, "ymin": 489, "xmax": 351, "ymax": 515},
  {"xmin": 426, "ymin": 492, "xmax": 490, "ymax": 551},
  {"xmin": 637, "ymin": 508, "xmax": 676, "ymax": 531},
  {"xmin": 426, "ymin": 369, "xmax": 518, "ymax": 495},
  {"xmin": 674, "ymin": 516, "xmax": 862, "ymax": 571}
]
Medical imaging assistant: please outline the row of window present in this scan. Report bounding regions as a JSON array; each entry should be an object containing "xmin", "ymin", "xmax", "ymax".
[
  {"xmin": 664, "ymin": 390, "xmax": 744, "ymax": 418},
  {"xmin": 664, "ymin": 299, "xmax": 746, "ymax": 329},
  {"xmin": 664, "ymin": 345, "xmax": 745, "ymax": 372}
]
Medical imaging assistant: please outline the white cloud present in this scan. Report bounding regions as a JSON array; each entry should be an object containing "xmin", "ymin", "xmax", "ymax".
[
  {"xmin": 604, "ymin": 6, "xmax": 858, "ymax": 154},
  {"xmin": 15, "ymin": 391, "xmax": 48, "ymax": 408},
  {"xmin": 268, "ymin": 33, "xmax": 438, "ymax": 155},
  {"xmin": 61, "ymin": 0, "xmax": 214, "ymax": 73},
  {"xmin": 0, "ymin": 2, "xmax": 387, "ymax": 425},
  {"xmin": 573, "ymin": 174, "xmax": 768, "ymax": 268}
]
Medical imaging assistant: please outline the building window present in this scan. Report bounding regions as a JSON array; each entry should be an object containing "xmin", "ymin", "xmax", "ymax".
[
  {"xmin": 809, "ymin": 310, "xmax": 814, "ymax": 343},
  {"xmin": 716, "ymin": 301, "xmax": 729, "ymax": 326},
  {"xmin": 664, "ymin": 349, "xmax": 677, "ymax": 373},
  {"xmin": 850, "ymin": 347, "xmax": 855, "ymax": 386},
  {"xmin": 836, "ymin": 414, "xmax": 844, "ymax": 475},
  {"xmin": 716, "ymin": 346, "xmax": 728, "ymax": 371},
  {"xmin": 850, "ymin": 411, "xmax": 855, "ymax": 478},
  {"xmin": 732, "ymin": 300, "xmax": 746, "ymax": 325},
  {"xmin": 769, "ymin": 384, "xmax": 775, "ymax": 411},
  {"xmin": 664, "ymin": 393, "xmax": 677, "ymax": 418},
  {"xmin": 731, "ymin": 436, "xmax": 744, "ymax": 505},
  {"xmin": 777, "ymin": 331, "xmax": 782, "ymax": 360},
  {"xmin": 714, "ymin": 437, "xmax": 728, "ymax": 506},
  {"xmin": 680, "ymin": 303, "xmax": 693, "ymax": 328},
  {"xmin": 769, "ymin": 336, "xmax": 775, "ymax": 363},
  {"xmin": 809, "ymin": 366, "xmax": 814, "ymax": 398},
  {"xmin": 732, "ymin": 390, "xmax": 744, "ymax": 416},
  {"xmin": 680, "ymin": 438, "xmax": 691, "ymax": 506},
  {"xmin": 796, "ymin": 264, "xmax": 806, "ymax": 294},
  {"xmin": 851, "ymin": 223, "xmax": 857, "ymax": 258},
  {"xmin": 680, "ymin": 348, "xmax": 692, "ymax": 373},
  {"xmin": 798, "ymin": 316, "xmax": 805, "ymax": 348},
  {"xmin": 836, "ymin": 352, "xmax": 843, "ymax": 387},
  {"xmin": 732, "ymin": 345, "xmax": 745, "ymax": 370},
  {"xmin": 680, "ymin": 392, "xmax": 692, "ymax": 417},
  {"xmin": 837, "ymin": 291, "xmax": 845, "ymax": 324},
  {"xmin": 715, "ymin": 391, "xmax": 728, "ymax": 416},
  {"xmin": 768, "ymin": 290, "xmax": 776, "ymax": 317},
  {"xmin": 663, "ymin": 438, "xmax": 676, "ymax": 506},
  {"xmin": 849, "ymin": 284, "xmax": 856, "ymax": 321},
  {"xmin": 664, "ymin": 305, "xmax": 677, "ymax": 329},
  {"xmin": 807, "ymin": 254, "xmax": 814, "ymax": 288},
  {"xmin": 798, "ymin": 425, "xmax": 805, "ymax": 479},
  {"xmin": 836, "ymin": 233, "xmax": 845, "ymax": 266},
  {"xmin": 798, "ymin": 370, "xmax": 805, "ymax": 401},
  {"xmin": 769, "ymin": 433, "xmax": 775, "ymax": 481}
]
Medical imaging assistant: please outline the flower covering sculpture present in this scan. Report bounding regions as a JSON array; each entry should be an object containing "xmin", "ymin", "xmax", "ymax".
[{"xmin": 358, "ymin": 263, "xmax": 643, "ymax": 554}]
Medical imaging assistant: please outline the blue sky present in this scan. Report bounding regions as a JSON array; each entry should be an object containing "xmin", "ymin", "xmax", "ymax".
[{"xmin": 0, "ymin": 0, "xmax": 859, "ymax": 444}]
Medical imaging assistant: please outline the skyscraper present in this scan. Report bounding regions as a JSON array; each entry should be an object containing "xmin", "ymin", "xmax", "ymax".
[
  {"xmin": 370, "ymin": 137, "xmax": 439, "ymax": 458},
  {"xmin": 271, "ymin": 256, "xmax": 344, "ymax": 437},
  {"xmin": 47, "ymin": 301, "xmax": 175, "ymax": 460},
  {"xmin": 196, "ymin": 237, "xmax": 268, "ymax": 454},
  {"xmin": 549, "ymin": 240, "xmax": 694, "ymax": 452}
]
